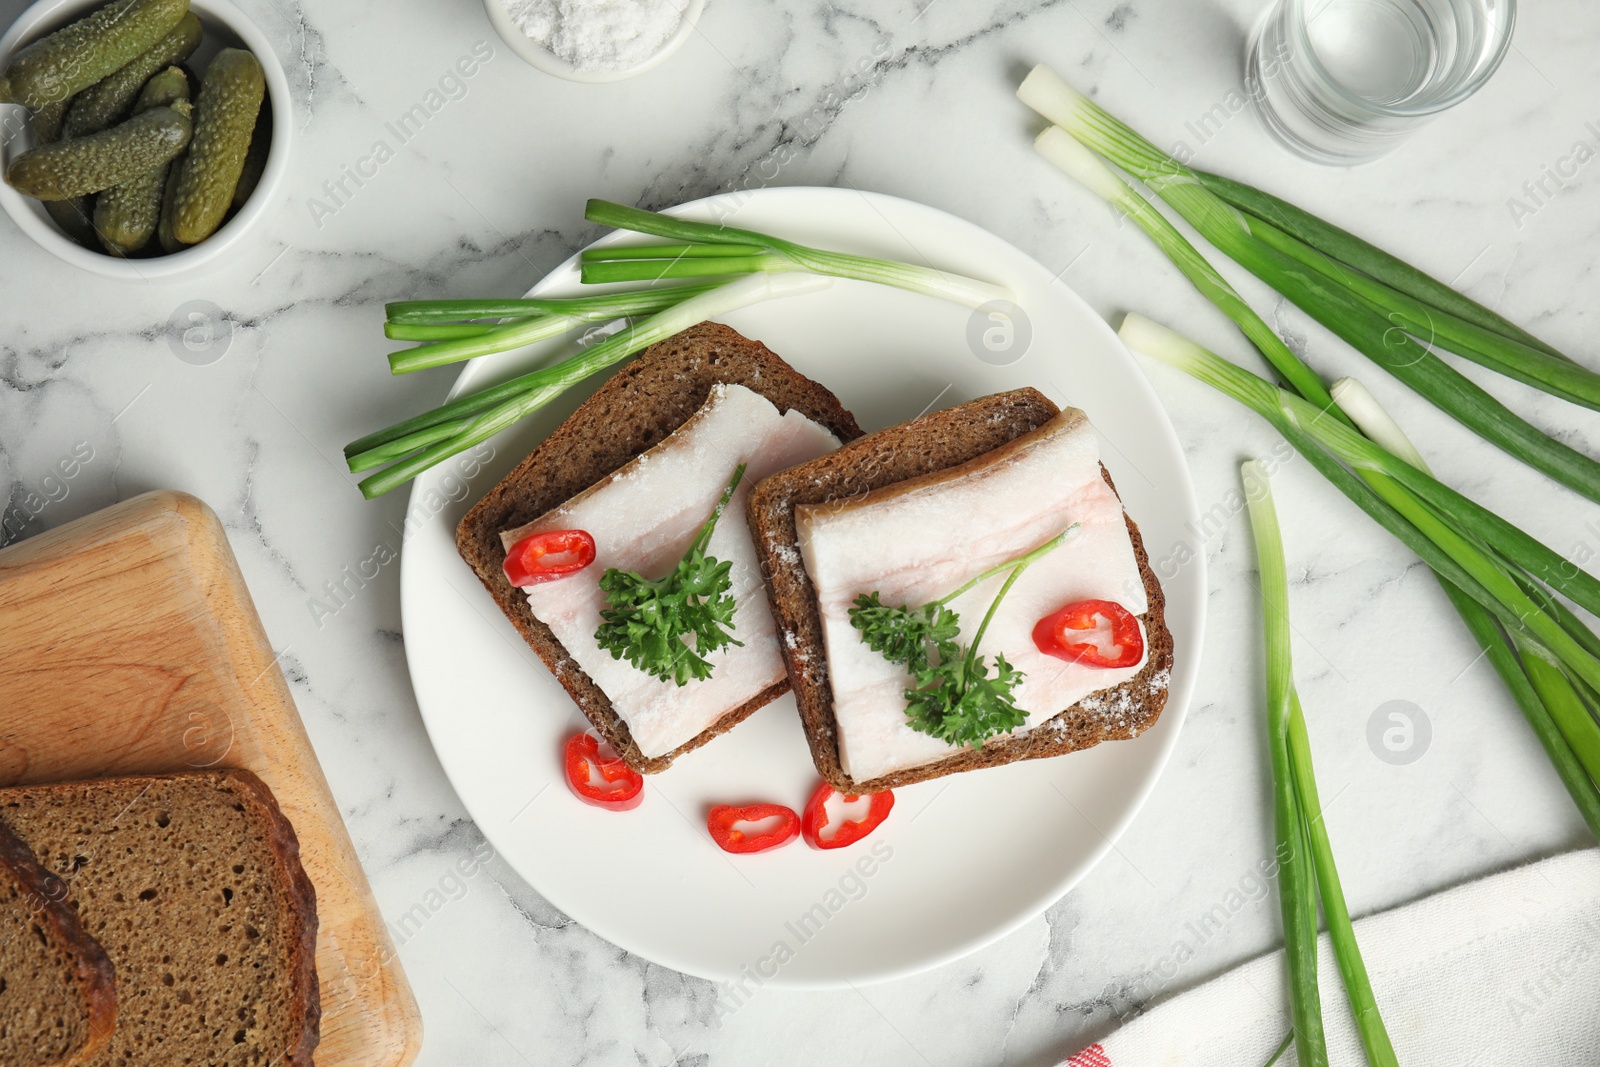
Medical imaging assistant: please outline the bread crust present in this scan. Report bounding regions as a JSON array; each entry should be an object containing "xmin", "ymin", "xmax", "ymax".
[
  {"xmin": 455, "ymin": 322, "xmax": 864, "ymax": 773},
  {"xmin": 0, "ymin": 818, "xmax": 117, "ymax": 1067},
  {"xmin": 219, "ymin": 769, "xmax": 322, "ymax": 1067},
  {"xmin": 747, "ymin": 388, "xmax": 1174, "ymax": 792}
]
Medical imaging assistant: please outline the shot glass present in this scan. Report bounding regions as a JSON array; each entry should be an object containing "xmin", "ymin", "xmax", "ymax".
[{"xmin": 1247, "ymin": 0, "xmax": 1517, "ymax": 164}]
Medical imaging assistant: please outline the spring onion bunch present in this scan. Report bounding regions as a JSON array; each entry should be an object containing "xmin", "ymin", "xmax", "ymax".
[
  {"xmin": 1017, "ymin": 64, "xmax": 1600, "ymax": 838},
  {"xmin": 344, "ymin": 273, "xmax": 830, "ymax": 498},
  {"xmin": 1243, "ymin": 460, "xmax": 1397, "ymax": 1067},
  {"xmin": 1019, "ymin": 65, "xmax": 1600, "ymax": 504},
  {"xmin": 579, "ymin": 199, "xmax": 1014, "ymax": 309},
  {"xmin": 348, "ymin": 201, "xmax": 1014, "ymax": 496}
]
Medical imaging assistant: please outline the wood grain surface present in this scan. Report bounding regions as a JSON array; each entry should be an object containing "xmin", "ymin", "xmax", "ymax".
[{"xmin": 0, "ymin": 489, "xmax": 423, "ymax": 1067}]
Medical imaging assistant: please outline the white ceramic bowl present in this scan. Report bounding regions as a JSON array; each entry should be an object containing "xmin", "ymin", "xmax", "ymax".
[
  {"xmin": 483, "ymin": 0, "xmax": 706, "ymax": 83},
  {"xmin": 0, "ymin": 0, "xmax": 292, "ymax": 279}
]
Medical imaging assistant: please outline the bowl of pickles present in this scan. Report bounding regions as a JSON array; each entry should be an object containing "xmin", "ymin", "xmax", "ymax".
[{"xmin": 0, "ymin": 0, "xmax": 290, "ymax": 277}]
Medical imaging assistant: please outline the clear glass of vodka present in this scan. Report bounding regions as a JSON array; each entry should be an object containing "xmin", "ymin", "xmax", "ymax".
[{"xmin": 1247, "ymin": 0, "xmax": 1517, "ymax": 164}]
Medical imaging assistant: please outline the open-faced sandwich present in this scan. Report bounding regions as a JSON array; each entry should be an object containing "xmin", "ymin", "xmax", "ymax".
[
  {"xmin": 456, "ymin": 323, "xmax": 861, "ymax": 773},
  {"xmin": 748, "ymin": 387, "xmax": 1173, "ymax": 792}
]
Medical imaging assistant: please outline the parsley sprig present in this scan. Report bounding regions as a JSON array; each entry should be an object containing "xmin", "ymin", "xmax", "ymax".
[
  {"xmin": 849, "ymin": 525, "xmax": 1078, "ymax": 748},
  {"xmin": 596, "ymin": 464, "xmax": 747, "ymax": 686}
]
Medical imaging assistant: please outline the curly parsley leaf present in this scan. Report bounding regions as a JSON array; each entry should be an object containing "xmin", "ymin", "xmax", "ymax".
[
  {"xmin": 905, "ymin": 652, "xmax": 1028, "ymax": 747},
  {"xmin": 848, "ymin": 593, "xmax": 960, "ymax": 668},
  {"xmin": 848, "ymin": 525, "xmax": 1078, "ymax": 748},
  {"xmin": 595, "ymin": 464, "xmax": 747, "ymax": 686}
]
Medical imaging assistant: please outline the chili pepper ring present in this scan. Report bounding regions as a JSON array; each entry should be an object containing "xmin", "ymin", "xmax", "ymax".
[{"xmin": 801, "ymin": 781, "xmax": 895, "ymax": 849}]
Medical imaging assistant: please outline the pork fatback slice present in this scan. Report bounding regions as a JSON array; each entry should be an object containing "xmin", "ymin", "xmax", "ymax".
[
  {"xmin": 796, "ymin": 407, "xmax": 1149, "ymax": 782},
  {"xmin": 503, "ymin": 383, "xmax": 841, "ymax": 757}
]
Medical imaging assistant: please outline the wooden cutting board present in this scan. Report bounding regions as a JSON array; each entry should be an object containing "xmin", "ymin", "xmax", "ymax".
[{"xmin": 0, "ymin": 490, "xmax": 422, "ymax": 1067}]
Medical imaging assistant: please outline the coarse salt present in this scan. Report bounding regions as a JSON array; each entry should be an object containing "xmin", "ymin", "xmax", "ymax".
[{"xmin": 503, "ymin": 0, "xmax": 690, "ymax": 73}]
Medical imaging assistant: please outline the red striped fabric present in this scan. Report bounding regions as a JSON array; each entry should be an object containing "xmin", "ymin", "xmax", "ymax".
[{"xmin": 1065, "ymin": 1043, "xmax": 1112, "ymax": 1067}]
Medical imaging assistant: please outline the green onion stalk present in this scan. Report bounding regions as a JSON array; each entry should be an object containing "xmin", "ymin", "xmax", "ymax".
[
  {"xmin": 383, "ymin": 282, "xmax": 724, "ymax": 374},
  {"xmin": 1019, "ymin": 65, "xmax": 1600, "ymax": 503},
  {"xmin": 345, "ymin": 273, "xmax": 832, "ymax": 498},
  {"xmin": 385, "ymin": 322, "xmax": 513, "ymax": 342},
  {"xmin": 385, "ymin": 286, "xmax": 728, "ymax": 324},
  {"xmin": 1122, "ymin": 314, "xmax": 1600, "ymax": 837},
  {"xmin": 580, "ymin": 199, "xmax": 1015, "ymax": 309},
  {"xmin": 1242, "ymin": 458, "xmax": 1328, "ymax": 1067},
  {"xmin": 1239, "ymin": 221, "xmax": 1597, "ymax": 409},
  {"xmin": 1244, "ymin": 459, "xmax": 1398, "ymax": 1067},
  {"xmin": 1191, "ymin": 170, "xmax": 1563, "ymax": 360}
]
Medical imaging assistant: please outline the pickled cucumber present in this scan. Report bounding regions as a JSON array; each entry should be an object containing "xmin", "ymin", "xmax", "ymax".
[
  {"xmin": 0, "ymin": 0, "xmax": 189, "ymax": 110},
  {"xmin": 30, "ymin": 96, "xmax": 69, "ymax": 143},
  {"xmin": 156, "ymin": 161, "xmax": 185, "ymax": 252},
  {"xmin": 231, "ymin": 94, "xmax": 270, "ymax": 210},
  {"xmin": 29, "ymin": 96, "xmax": 98, "ymax": 247},
  {"xmin": 94, "ymin": 68, "xmax": 190, "ymax": 255},
  {"xmin": 5, "ymin": 102, "xmax": 191, "ymax": 200},
  {"xmin": 45, "ymin": 197, "xmax": 99, "ymax": 248},
  {"xmin": 62, "ymin": 11, "xmax": 200, "ymax": 138},
  {"xmin": 169, "ymin": 48, "xmax": 262, "ymax": 244}
]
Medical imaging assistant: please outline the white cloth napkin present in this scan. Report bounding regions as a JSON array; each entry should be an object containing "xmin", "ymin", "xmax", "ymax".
[{"xmin": 1064, "ymin": 849, "xmax": 1600, "ymax": 1066}]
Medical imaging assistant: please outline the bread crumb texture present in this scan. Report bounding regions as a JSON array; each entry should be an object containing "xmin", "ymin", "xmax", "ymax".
[
  {"xmin": 0, "ymin": 771, "xmax": 319, "ymax": 1066},
  {"xmin": 0, "ymin": 832, "xmax": 106, "ymax": 1066}
]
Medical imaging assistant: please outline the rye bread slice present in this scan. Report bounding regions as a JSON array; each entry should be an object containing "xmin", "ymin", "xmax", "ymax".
[
  {"xmin": 456, "ymin": 322, "xmax": 863, "ymax": 773},
  {"xmin": 747, "ymin": 387, "xmax": 1174, "ymax": 793},
  {"xmin": 0, "ymin": 820, "xmax": 116, "ymax": 1067},
  {"xmin": 0, "ymin": 770, "xmax": 320, "ymax": 1066}
]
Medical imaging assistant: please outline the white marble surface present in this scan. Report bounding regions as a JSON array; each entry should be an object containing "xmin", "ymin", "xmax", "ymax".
[{"xmin": 2, "ymin": 0, "xmax": 1597, "ymax": 1063}]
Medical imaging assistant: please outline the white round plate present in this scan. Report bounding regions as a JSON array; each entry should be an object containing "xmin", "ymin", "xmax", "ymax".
[{"xmin": 401, "ymin": 187, "xmax": 1204, "ymax": 988}]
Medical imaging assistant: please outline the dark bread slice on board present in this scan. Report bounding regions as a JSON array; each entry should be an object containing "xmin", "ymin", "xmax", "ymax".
[
  {"xmin": 0, "ymin": 769, "xmax": 320, "ymax": 1067},
  {"xmin": 0, "ymin": 819, "xmax": 116, "ymax": 1067},
  {"xmin": 456, "ymin": 322, "xmax": 864, "ymax": 774},
  {"xmin": 747, "ymin": 387, "xmax": 1174, "ymax": 793}
]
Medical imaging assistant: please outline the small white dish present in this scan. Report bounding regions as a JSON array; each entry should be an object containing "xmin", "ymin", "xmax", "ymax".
[
  {"xmin": 399, "ymin": 187, "xmax": 1206, "ymax": 987},
  {"xmin": 483, "ymin": 0, "xmax": 706, "ymax": 83},
  {"xmin": 0, "ymin": 0, "xmax": 292, "ymax": 279}
]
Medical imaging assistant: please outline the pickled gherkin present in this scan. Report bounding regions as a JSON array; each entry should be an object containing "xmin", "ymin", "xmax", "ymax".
[
  {"xmin": 26, "ymin": 96, "xmax": 97, "ymax": 246},
  {"xmin": 5, "ymin": 102, "xmax": 191, "ymax": 200},
  {"xmin": 131, "ymin": 63, "xmax": 188, "ymax": 111},
  {"xmin": 231, "ymin": 95, "xmax": 271, "ymax": 210},
  {"xmin": 94, "ymin": 67, "xmax": 189, "ymax": 255},
  {"xmin": 63, "ymin": 11, "xmax": 201, "ymax": 138},
  {"xmin": 157, "ymin": 163, "xmax": 184, "ymax": 253},
  {"xmin": 169, "ymin": 47, "xmax": 262, "ymax": 245},
  {"xmin": 30, "ymin": 96, "xmax": 69, "ymax": 143},
  {"xmin": 0, "ymin": 0, "xmax": 188, "ymax": 109}
]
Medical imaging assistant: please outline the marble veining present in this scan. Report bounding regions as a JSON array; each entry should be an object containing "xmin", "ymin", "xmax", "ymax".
[{"xmin": 2, "ymin": 0, "xmax": 1597, "ymax": 1063}]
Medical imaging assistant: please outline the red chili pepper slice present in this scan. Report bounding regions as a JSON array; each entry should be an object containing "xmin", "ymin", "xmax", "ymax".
[
  {"xmin": 1032, "ymin": 598, "xmax": 1144, "ymax": 669},
  {"xmin": 800, "ymin": 781, "xmax": 894, "ymax": 850},
  {"xmin": 706, "ymin": 803, "xmax": 801, "ymax": 854},
  {"xmin": 563, "ymin": 733, "xmax": 644, "ymax": 810},
  {"xmin": 504, "ymin": 529, "xmax": 596, "ymax": 588}
]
